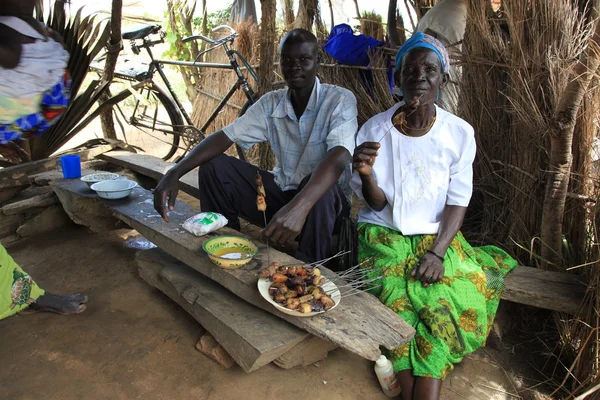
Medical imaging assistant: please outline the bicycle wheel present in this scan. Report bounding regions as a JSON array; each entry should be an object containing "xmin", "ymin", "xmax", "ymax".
[{"xmin": 109, "ymin": 80, "xmax": 182, "ymax": 161}]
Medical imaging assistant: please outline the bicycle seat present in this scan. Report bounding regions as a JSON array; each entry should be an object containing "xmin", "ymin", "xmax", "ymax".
[{"xmin": 122, "ymin": 25, "xmax": 161, "ymax": 40}]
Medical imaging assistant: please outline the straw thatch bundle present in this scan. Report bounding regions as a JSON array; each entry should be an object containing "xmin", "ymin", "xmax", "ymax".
[
  {"xmin": 318, "ymin": 44, "xmax": 395, "ymax": 128},
  {"xmin": 359, "ymin": 11, "xmax": 385, "ymax": 41},
  {"xmin": 458, "ymin": 1, "xmax": 600, "ymax": 396},
  {"xmin": 190, "ymin": 20, "xmax": 259, "ymax": 156}
]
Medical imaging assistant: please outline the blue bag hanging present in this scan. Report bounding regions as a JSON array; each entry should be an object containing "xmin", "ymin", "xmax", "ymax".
[{"xmin": 323, "ymin": 24, "xmax": 384, "ymax": 66}]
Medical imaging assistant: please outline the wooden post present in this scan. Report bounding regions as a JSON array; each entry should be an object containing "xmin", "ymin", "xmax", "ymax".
[
  {"xmin": 255, "ymin": 0, "xmax": 278, "ymax": 170},
  {"xmin": 388, "ymin": 0, "xmax": 401, "ymax": 46},
  {"xmin": 540, "ymin": 6, "xmax": 600, "ymax": 269},
  {"xmin": 99, "ymin": 0, "xmax": 123, "ymax": 140}
]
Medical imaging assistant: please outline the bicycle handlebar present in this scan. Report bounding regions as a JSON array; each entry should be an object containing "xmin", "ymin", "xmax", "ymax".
[{"xmin": 182, "ymin": 25, "xmax": 238, "ymax": 45}]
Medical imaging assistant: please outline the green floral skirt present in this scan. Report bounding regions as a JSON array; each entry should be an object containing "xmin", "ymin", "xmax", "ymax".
[
  {"xmin": 357, "ymin": 223, "xmax": 516, "ymax": 380},
  {"xmin": 0, "ymin": 243, "xmax": 44, "ymax": 320}
]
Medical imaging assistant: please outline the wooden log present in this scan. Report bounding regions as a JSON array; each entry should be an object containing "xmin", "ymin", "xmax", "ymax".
[
  {"xmin": 136, "ymin": 248, "xmax": 309, "ymax": 372},
  {"xmin": 0, "ymin": 214, "xmax": 21, "ymax": 237},
  {"xmin": 99, "ymin": 151, "xmax": 200, "ymax": 197},
  {"xmin": 28, "ymin": 168, "xmax": 98, "ymax": 187},
  {"xmin": 0, "ymin": 143, "xmax": 121, "ymax": 190},
  {"xmin": 502, "ymin": 265, "xmax": 587, "ymax": 315},
  {"xmin": 274, "ymin": 336, "xmax": 339, "ymax": 369},
  {"xmin": 0, "ymin": 186, "xmax": 27, "ymax": 205},
  {"xmin": 16, "ymin": 205, "xmax": 71, "ymax": 237},
  {"xmin": 50, "ymin": 179, "xmax": 416, "ymax": 362},
  {"xmin": 0, "ymin": 234, "xmax": 25, "ymax": 248},
  {"xmin": 195, "ymin": 333, "xmax": 236, "ymax": 369},
  {"xmin": 1, "ymin": 192, "xmax": 58, "ymax": 215}
]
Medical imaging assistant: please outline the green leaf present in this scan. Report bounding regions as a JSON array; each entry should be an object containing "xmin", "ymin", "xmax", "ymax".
[{"xmin": 166, "ymin": 32, "xmax": 177, "ymax": 43}]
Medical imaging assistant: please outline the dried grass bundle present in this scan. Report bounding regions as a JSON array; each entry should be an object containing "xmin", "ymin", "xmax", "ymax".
[
  {"xmin": 458, "ymin": 1, "xmax": 600, "ymax": 397},
  {"xmin": 190, "ymin": 19, "xmax": 260, "ymax": 147},
  {"xmin": 318, "ymin": 48, "xmax": 395, "ymax": 128},
  {"xmin": 359, "ymin": 11, "xmax": 384, "ymax": 41}
]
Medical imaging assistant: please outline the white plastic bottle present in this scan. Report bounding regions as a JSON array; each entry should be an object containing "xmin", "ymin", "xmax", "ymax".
[{"xmin": 374, "ymin": 355, "xmax": 402, "ymax": 397}]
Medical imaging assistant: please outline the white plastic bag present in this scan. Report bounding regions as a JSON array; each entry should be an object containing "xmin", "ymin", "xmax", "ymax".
[{"xmin": 182, "ymin": 212, "xmax": 228, "ymax": 237}]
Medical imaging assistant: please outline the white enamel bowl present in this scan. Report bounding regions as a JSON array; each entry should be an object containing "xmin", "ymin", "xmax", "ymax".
[
  {"xmin": 90, "ymin": 179, "xmax": 137, "ymax": 200},
  {"xmin": 81, "ymin": 172, "xmax": 120, "ymax": 188},
  {"xmin": 257, "ymin": 276, "xmax": 341, "ymax": 317}
]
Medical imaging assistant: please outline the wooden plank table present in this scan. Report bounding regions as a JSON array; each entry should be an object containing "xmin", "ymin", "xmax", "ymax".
[
  {"xmin": 50, "ymin": 178, "xmax": 416, "ymax": 362},
  {"xmin": 98, "ymin": 151, "xmax": 589, "ymax": 315}
]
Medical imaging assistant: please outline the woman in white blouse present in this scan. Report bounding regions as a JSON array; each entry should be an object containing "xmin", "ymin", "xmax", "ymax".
[{"xmin": 351, "ymin": 33, "xmax": 516, "ymax": 400}]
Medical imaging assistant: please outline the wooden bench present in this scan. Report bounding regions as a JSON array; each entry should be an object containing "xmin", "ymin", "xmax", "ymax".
[
  {"xmin": 48, "ymin": 177, "xmax": 415, "ymax": 372},
  {"xmin": 98, "ymin": 151, "xmax": 589, "ymax": 315}
]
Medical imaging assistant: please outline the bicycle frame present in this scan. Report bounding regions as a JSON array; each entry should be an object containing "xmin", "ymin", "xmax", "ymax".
[
  {"xmin": 76, "ymin": 27, "xmax": 259, "ymax": 156},
  {"xmin": 135, "ymin": 33, "xmax": 258, "ymax": 136}
]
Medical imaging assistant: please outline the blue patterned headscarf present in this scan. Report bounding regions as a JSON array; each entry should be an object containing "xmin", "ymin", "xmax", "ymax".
[{"xmin": 395, "ymin": 32, "xmax": 450, "ymax": 73}]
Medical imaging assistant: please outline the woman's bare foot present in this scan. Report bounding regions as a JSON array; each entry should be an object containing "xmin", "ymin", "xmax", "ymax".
[{"xmin": 26, "ymin": 293, "xmax": 88, "ymax": 315}]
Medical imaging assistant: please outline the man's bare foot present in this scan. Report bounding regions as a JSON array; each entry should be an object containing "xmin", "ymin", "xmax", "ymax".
[{"xmin": 27, "ymin": 293, "xmax": 88, "ymax": 315}]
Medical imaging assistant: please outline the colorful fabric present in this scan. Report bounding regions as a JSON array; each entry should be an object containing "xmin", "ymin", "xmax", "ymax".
[
  {"xmin": 0, "ymin": 72, "xmax": 71, "ymax": 144},
  {"xmin": 395, "ymin": 32, "xmax": 450, "ymax": 73},
  {"xmin": 0, "ymin": 243, "xmax": 44, "ymax": 320},
  {"xmin": 0, "ymin": 16, "xmax": 70, "ymax": 99},
  {"xmin": 358, "ymin": 223, "xmax": 516, "ymax": 379}
]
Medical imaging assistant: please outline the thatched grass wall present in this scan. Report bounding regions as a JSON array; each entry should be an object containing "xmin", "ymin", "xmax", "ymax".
[{"xmin": 458, "ymin": 1, "xmax": 600, "ymax": 397}]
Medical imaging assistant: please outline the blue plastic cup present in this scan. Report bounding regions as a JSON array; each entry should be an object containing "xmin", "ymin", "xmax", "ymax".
[{"xmin": 57, "ymin": 155, "xmax": 81, "ymax": 179}]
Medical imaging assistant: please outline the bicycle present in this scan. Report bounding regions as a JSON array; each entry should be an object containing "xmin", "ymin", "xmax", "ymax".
[{"xmin": 78, "ymin": 24, "xmax": 260, "ymax": 161}]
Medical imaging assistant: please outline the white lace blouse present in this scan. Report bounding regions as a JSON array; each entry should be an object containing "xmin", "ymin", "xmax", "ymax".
[{"xmin": 350, "ymin": 102, "xmax": 476, "ymax": 235}]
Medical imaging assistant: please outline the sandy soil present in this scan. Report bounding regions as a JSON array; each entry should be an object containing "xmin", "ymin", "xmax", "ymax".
[{"xmin": 0, "ymin": 225, "xmax": 538, "ymax": 400}]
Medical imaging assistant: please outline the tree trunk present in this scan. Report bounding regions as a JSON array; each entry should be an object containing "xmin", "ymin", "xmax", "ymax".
[
  {"xmin": 328, "ymin": 0, "xmax": 334, "ymax": 29},
  {"xmin": 397, "ymin": 11, "xmax": 407, "ymax": 44},
  {"xmin": 353, "ymin": 0, "xmax": 361, "ymax": 19},
  {"xmin": 404, "ymin": 0, "xmax": 416, "ymax": 30},
  {"xmin": 540, "ymin": 9, "xmax": 600, "ymax": 269},
  {"xmin": 283, "ymin": 0, "xmax": 295, "ymax": 27},
  {"xmin": 255, "ymin": 0, "xmax": 277, "ymax": 170},
  {"xmin": 100, "ymin": 0, "xmax": 123, "ymax": 140},
  {"xmin": 388, "ymin": 0, "xmax": 400, "ymax": 46},
  {"xmin": 166, "ymin": 0, "xmax": 199, "ymax": 104},
  {"xmin": 293, "ymin": 0, "xmax": 318, "ymax": 30}
]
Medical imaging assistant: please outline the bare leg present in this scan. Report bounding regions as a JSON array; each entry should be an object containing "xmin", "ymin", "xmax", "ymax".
[
  {"xmin": 413, "ymin": 377, "xmax": 442, "ymax": 400},
  {"xmin": 26, "ymin": 293, "xmax": 88, "ymax": 315},
  {"xmin": 397, "ymin": 370, "xmax": 416, "ymax": 400}
]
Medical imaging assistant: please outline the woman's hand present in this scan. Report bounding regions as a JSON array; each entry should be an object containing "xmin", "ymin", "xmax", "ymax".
[
  {"xmin": 412, "ymin": 253, "xmax": 444, "ymax": 286},
  {"xmin": 353, "ymin": 142, "xmax": 380, "ymax": 176}
]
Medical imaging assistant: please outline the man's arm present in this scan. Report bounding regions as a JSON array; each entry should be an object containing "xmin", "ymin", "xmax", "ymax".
[
  {"xmin": 153, "ymin": 130, "xmax": 233, "ymax": 221},
  {"xmin": 262, "ymin": 146, "xmax": 351, "ymax": 245}
]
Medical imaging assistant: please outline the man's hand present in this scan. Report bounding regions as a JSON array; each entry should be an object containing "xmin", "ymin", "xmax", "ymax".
[
  {"xmin": 411, "ymin": 253, "xmax": 444, "ymax": 286},
  {"xmin": 153, "ymin": 172, "xmax": 180, "ymax": 222},
  {"xmin": 353, "ymin": 142, "xmax": 380, "ymax": 176},
  {"xmin": 262, "ymin": 202, "xmax": 309, "ymax": 246}
]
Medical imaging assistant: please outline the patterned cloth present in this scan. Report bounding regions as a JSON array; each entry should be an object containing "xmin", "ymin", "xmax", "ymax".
[
  {"xmin": 222, "ymin": 77, "xmax": 358, "ymax": 200},
  {"xmin": 358, "ymin": 223, "xmax": 516, "ymax": 379},
  {"xmin": 0, "ymin": 72, "xmax": 71, "ymax": 144},
  {"xmin": 0, "ymin": 243, "xmax": 44, "ymax": 320},
  {"xmin": 395, "ymin": 32, "xmax": 450, "ymax": 73}
]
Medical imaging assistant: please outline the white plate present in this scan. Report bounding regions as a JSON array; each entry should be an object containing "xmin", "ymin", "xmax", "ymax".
[
  {"xmin": 90, "ymin": 179, "xmax": 137, "ymax": 199},
  {"xmin": 81, "ymin": 173, "xmax": 120, "ymax": 187},
  {"xmin": 257, "ymin": 276, "xmax": 341, "ymax": 317}
]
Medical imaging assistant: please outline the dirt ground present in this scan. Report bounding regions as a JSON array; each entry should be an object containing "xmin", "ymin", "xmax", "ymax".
[{"xmin": 0, "ymin": 225, "xmax": 543, "ymax": 400}]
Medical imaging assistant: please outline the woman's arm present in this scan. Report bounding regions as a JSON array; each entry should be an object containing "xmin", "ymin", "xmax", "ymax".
[
  {"xmin": 353, "ymin": 142, "xmax": 387, "ymax": 211},
  {"xmin": 412, "ymin": 205, "xmax": 467, "ymax": 285},
  {"xmin": 429, "ymin": 205, "xmax": 467, "ymax": 256}
]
